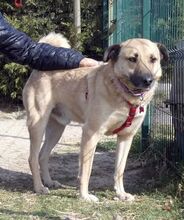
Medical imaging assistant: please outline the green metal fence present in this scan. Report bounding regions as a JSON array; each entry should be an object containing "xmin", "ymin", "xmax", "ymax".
[
  {"xmin": 103, "ymin": 0, "xmax": 184, "ymax": 161},
  {"xmin": 150, "ymin": 0, "xmax": 184, "ymax": 161},
  {"xmin": 107, "ymin": 0, "xmax": 142, "ymax": 45}
]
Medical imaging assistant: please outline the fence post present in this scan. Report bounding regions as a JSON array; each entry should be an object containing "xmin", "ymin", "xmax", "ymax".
[
  {"xmin": 73, "ymin": 0, "xmax": 81, "ymax": 48},
  {"xmin": 112, "ymin": 0, "xmax": 117, "ymax": 44},
  {"xmin": 142, "ymin": 0, "xmax": 151, "ymax": 38},
  {"xmin": 102, "ymin": 0, "xmax": 109, "ymax": 48},
  {"xmin": 141, "ymin": 0, "xmax": 151, "ymax": 151}
]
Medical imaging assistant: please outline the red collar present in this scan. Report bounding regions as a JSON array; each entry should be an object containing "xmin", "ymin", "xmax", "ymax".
[{"xmin": 112, "ymin": 101, "xmax": 144, "ymax": 134}]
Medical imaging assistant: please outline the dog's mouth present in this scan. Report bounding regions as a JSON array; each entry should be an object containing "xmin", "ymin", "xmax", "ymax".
[
  {"xmin": 117, "ymin": 78, "xmax": 152, "ymax": 97},
  {"xmin": 128, "ymin": 86, "xmax": 150, "ymax": 94}
]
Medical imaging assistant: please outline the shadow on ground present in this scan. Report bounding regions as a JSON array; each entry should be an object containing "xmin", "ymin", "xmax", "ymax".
[{"xmin": 0, "ymin": 151, "xmax": 156, "ymax": 195}]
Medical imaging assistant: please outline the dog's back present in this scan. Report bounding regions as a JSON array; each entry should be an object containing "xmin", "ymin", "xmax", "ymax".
[
  {"xmin": 23, "ymin": 32, "xmax": 97, "ymax": 126},
  {"xmin": 39, "ymin": 32, "xmax": 71, "ymax": 48}
]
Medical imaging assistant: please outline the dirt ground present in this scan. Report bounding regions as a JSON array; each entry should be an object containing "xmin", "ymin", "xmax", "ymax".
[{"xmin": 0, "ymin": 108, "xmax": 153, "ymax": 194}]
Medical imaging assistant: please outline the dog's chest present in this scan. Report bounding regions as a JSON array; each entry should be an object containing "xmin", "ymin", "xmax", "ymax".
[{"xmin": 104, "ymin": 105, "xmax": 146, "ymax": 136}]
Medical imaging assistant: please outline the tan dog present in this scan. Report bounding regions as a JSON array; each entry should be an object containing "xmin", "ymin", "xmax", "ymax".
[{"xmin": 23, "ymin": 33, "xmax": 168, "ymax": 202}]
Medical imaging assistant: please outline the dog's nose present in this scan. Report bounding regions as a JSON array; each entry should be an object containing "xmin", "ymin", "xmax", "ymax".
[{"xmin": 143, "ymin": 76, "xmax": 153, "ymax": 87}]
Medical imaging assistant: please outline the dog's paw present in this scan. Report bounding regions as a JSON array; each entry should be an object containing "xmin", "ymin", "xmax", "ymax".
[
  {"xmin": 44, "ymin": 180, "xmax": 62, "ymax": 189},
  {"xmin": 115, "ymin": 192, "xmax": 135, "ymax": 202},
  {"xmin": 80, "ymin": 193, "xmax": 99, "ymax": 202},
  {"xmin": 35, "ymin": 186, "xmax": 50, "ymax": 194}
]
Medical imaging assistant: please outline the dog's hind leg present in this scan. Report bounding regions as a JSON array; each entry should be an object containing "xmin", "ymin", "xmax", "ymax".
[
  {"xmin": 39, "ymin": 117, "xmax": 66, "ymax": 188},
  {"xmin": 28, "ymin": 121, "xmax": 49, "ymax": 194},
  {"xmin": 28, "ymin": 106, "xmax": 53, "ymax": 194}
]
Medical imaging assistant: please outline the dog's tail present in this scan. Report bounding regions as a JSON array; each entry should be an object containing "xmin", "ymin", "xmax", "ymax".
[{"xmin": 39, "ymin": 32, "xmax": 71, "ymax": 48}]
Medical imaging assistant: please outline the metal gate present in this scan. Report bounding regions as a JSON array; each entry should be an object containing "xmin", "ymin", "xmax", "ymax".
[{"xmin": 103, "ymin": 0, "xmax": 184, "ymax": 160}]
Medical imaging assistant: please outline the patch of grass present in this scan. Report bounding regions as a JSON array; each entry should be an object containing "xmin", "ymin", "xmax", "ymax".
[
  {"xmin": 0, "ymin": 186, "xmax": 183, "ymax": 220},
  {"xmin": 97, "ymin": 139, "xmax": 116, "ymax": 152},
  {"xmin": 0, "ymin": 149, "xmax": 183, "ymax": 219},
  {"xmin": 97, "ymin": 131, "xmax": 141, "ymax": 153}
]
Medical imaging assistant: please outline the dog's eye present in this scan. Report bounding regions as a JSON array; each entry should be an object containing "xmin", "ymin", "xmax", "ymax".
[
  {"xmin": 150, "ymin": 56, "xmax": 157, "ymax": 63},
  {"xmin": 128, "ymin": 57, "xmax": 137, "ymax": 63}
]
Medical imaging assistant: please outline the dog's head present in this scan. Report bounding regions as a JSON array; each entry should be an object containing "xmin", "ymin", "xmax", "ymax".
[{"xmin": 103, "ymin": 39, "xmax": 168, "ymax": 95}]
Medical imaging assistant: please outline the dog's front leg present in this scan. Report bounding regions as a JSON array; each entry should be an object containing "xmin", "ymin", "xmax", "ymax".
[
  {"xmin": 114, "ymin": 135, "xmax": 135, "ymax": 201},
  {"xmin": 79, "ymin": 127, "xmax": 100, "ymax": 202}
]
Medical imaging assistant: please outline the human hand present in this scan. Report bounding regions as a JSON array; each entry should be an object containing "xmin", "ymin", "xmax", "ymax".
[{"xmin": 79, "ymin": 58, "xmax": 103, "ymax": 67}]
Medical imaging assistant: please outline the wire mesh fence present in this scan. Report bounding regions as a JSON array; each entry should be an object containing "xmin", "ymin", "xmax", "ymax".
[{"xmin": 150, "ymin": 0, "xmax": 184, "ymax": 162}]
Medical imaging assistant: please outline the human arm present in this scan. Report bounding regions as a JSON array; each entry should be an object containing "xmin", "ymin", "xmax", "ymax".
[{"xmin": 0, "ymin": 12, "xmax": 97, "ymax": 70}]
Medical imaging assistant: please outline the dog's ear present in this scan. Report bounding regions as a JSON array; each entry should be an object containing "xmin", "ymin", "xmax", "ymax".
[
  {"xmin": 103, "ymin": 44, "xmax": 121, "ymax": 62},
  {"xmin": 157, "ymin": 43, "xmax": 169, "ymax": 62}
]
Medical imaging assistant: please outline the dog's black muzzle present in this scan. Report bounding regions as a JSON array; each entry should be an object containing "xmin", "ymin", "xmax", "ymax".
[{"xmin": 130, "ymin": 73, "xmax": 154, "ymax": 89}]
